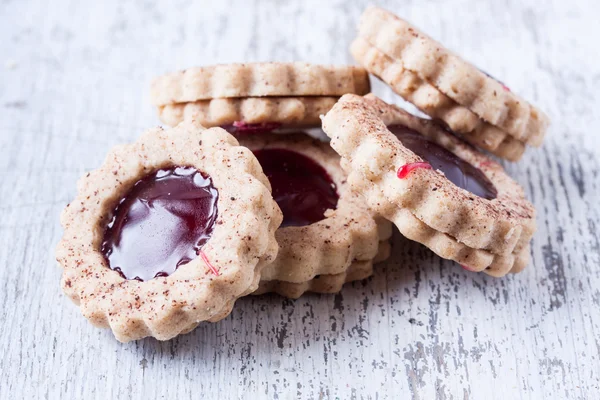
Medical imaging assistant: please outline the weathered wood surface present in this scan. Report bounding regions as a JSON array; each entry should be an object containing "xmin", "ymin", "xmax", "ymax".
[{"xmin": 1, "ymin": 0, "xmax": 599, "ymax": 398}]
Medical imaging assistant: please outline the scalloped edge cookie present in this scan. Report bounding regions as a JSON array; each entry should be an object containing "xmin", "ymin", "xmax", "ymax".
[
  {"xmin": 321, "ymin": 94, "xmax": 536, "ymax": 269},
  {"xmin": 238, "ymin": 133, "xmax": 393, "ymax": 283},
  {"xmin": 254, "ymin": 240, "xmax": 391, "ymax": 298},
  {"xmin": 157, "ymin": 96, "xmax": 339, "ymax": 128},
  {"xmin": 56, "ymin": 121, "xmax": 282, "ymax": 342},
  {"xmin": 351, "ymin": 37, "xmax": 527, "ymax": 160},
  {"xmin": 344, "ymin": 164, "xmax": 530, "ymax": 276},
  {"xmin": 150, "ymin": 63, "xmax": 370, "ymax": 106},
  {"xmin": 357, "ymin": 6, "xmax": 549, "ymax": 145}
]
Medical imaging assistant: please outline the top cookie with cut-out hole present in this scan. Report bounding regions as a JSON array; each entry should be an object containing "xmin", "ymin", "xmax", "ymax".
[
  {"xmin": 157, "ymin": 96, "xmax": 339, "ymax": 129},
  {"xmin": 56, "ymin": 121, "xmax": 282, "ymax": 342}
]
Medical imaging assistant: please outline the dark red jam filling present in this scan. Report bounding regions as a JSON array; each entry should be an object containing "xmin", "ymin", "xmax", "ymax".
[
  {"xmin": 388, "ymin": 125, "xmax": 498, "ymax": 200},
  {"xmin": 252, "ymin": 148, "xmax": 338, "ymax": 228},
  {"xmin": 101, "ymin": 167, "xmax": 219, "ymax": 281}
]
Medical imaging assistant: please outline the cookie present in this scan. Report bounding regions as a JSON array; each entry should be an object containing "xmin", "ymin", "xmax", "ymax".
[
  {"xmin": 254, "ymin": 241, "xmax": 391, "ymax": 299},
  {"xmin": 55, "ymin": 120, "xmax": 282, "ymax": 342},
  {"xmin": 351, "ymin": 37, "xmax": 526, "ymax": 161},
  {"xmin": 150, "ymin": 62, "xmax": 370, "ymax": 106},
  {"xmin": 237, "ymin": 133, "xmax": 393, "ymax": 284},
  {"xmin": 157, "ymin": 96, "xmax": 338, "ymax": 128},
  {"xmin": 355, "ymin": 6, "xmax": 549, "ymax": 150},
  {"xmin": 321, "ymin": 94, "xmax": 536, "ymax": 276}
]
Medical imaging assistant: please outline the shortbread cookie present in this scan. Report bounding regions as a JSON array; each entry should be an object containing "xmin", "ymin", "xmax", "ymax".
[
  {"xmin": 157, "ymin": 96, "xmax": 338, "ymax": 128},
  {"xmin": 238, "ymin": 133, "xmax": 393, "ymax": 284},
  {"xmin": 351, "ymin": 37, "xmax": 526, "ymax": 161},
  {"xmin": 150, "ymin": 63, "xmax": 370, "ymax": 106},
  {"xmin": 356, "ymin": 6, "xmax": 549, "ymax": 147},
  {"xmin": 56, "ymin": 121, "xmax": 282, "ymax": 342},
  {"xmin": 322, "ymin": 94, "xmax": 536, "ymax": 276},
  {"xmin": 254, "ymin": 241, "xmax": 391, "ymax": 299}
]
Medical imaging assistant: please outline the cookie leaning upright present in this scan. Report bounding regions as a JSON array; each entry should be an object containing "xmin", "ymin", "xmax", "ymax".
[
  {"xmin": 150, "ymin": 63, "xmax": 370, "ymax": 128},
  {"xmin": 351, "ymin": 6, "xmax": 550, "ymax": 161},
  {"xmin": 56, "ymin": 121, "xmax": 282, "ymax": 342},
  {"xmin": 322, "ymin": 94, "xmax": 536, "ymax": 277}
]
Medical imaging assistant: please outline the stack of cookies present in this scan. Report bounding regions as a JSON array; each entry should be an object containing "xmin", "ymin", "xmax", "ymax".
[{"xmin": 56, "ymin": 7, "xmax": 548, "ymax": 342}]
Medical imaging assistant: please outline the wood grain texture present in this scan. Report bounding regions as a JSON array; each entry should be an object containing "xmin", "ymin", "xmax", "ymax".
[{"xmin": 1, "ymin": 0, "xmax": 599, "ymax": 398}]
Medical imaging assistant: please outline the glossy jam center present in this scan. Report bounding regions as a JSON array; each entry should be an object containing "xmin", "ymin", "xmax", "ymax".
[
  {"xmin": 101, "ymin": 167, "xmax": 219, "ymax": 281},
  {"xmin": 253, "ymin": 148, "xmax": 338, "ymax": 227},
  {"xmin": 388, "ymin": 125, "xmax": 498, "ymax": 200}
]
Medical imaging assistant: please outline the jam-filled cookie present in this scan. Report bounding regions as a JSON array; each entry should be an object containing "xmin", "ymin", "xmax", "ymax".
[
  {"xmin": 56, "ymin": 121, "xmax": 282, "ymax": 342},
  {"xmin": 322, "ymin": 94, "xmax": 536, "ymax": 276},
  {"xmin": 150, "ymin": 62, "xmax": 370, "ymax": 129},
  {"xmin": 237, "ymin": 133, "xmax": 392, "ymax": 293},
  {"xmin": 351, "ymin": 6, "xmax": 550, "ymax": 161}
]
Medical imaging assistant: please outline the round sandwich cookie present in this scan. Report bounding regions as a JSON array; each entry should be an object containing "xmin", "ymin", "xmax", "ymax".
[
  {"xmin": 151, "ymin": 62, "xmax": 370, "ymax": 129},
  {"xmin": 236, "ymin": 133, "xmax": 392, "ymax": 295},
  {"xmin": 352, "ymin": 6, "xmax": 550, "ymax": 160},
  {"xmin": 56, "ymin": 121, "xmax": 282, "ymax": 342},
  {"xmin": 322, "ymin": 94, "xmax": 536, "ymax": 277}
]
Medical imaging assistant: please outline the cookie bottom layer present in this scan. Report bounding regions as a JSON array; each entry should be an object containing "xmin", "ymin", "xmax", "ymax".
[
  {"xmin": 254, "ymin": 240, "xmax": 391, "ymax": 299},
  {"xmin": 240, "ymin": 133, "xmax": 394, "ymax": 283},
  {"xmin": 346, "ymin": 167, "xmax": 529, "ymax": 277}
]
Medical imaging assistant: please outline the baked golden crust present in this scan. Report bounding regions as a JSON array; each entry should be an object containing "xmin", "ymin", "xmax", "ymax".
[
  {"xmin": 356, "ymin": 6, "xmax": 549, "ymax": 146},
  {"xmin": 321, "ymin": 94, "xmax": 536, "ymax": 276},
  {"xmin": 56, "ymin": 121, "xmax": 282, "ymax": 342},
  {"xmin": 238, "ymin": 133, "xmax": 392, "ymax": 283},
  {"xmin": 150, "ymin": 63, "xmax": 370, "ymax": 106}
]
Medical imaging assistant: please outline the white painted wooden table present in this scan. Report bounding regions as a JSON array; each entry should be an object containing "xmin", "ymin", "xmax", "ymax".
[{"xmin": 1, "ymin": 0, "xmax": 599, "ymax": 398}]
